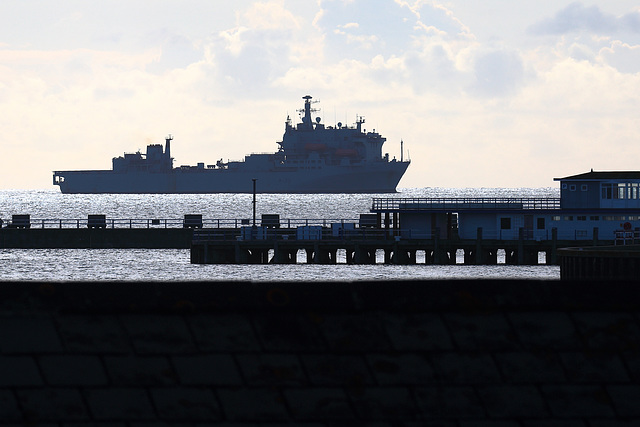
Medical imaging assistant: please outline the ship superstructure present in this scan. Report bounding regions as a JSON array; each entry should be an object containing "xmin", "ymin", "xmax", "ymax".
[{"xmin": 53, "ymin": 96, "xmax": 410, "ymax": 193}]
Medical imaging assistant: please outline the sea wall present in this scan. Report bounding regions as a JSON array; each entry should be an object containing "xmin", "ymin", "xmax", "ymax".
[
  {"xmin": 559, "ymin": 244, "xmax": 640, "ymax": 280},
  {"xmin": 0, "ymin": 228, "xmax": 193, "ymax": 248},
  {"xmin": 1, "ymin": 279, "xmax": 639, "ymax": 424}
]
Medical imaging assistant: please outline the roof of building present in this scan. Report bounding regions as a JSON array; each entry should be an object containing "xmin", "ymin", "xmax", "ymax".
[{"xmin": 554, "ymin": 171, "xmax": 640, "ymax": 181}]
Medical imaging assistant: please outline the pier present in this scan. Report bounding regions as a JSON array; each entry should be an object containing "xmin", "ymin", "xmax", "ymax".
[
  {"xmin": 190, "ymin": 225, "xmax": 608, "ymax": 265},
  {"xmin": 0, "ymin": 214, "xmax": 612, "ymax": 265}
]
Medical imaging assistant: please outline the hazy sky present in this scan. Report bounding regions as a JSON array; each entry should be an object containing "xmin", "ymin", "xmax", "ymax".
[{"xmin": 1, "ymin": 0, "xmax": 639, "ymax": 189}]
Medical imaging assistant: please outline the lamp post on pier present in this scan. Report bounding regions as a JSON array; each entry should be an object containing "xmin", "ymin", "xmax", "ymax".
[{"xmin": 252, "ymin": 179, "xmax": 257, "ymax": 226}]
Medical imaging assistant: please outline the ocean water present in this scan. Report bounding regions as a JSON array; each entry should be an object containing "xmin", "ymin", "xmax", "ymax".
[{"xmin": 0, "ymin": 188, "xmax": 560, "ymax": 281}]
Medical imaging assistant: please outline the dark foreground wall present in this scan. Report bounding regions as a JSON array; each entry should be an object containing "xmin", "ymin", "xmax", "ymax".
[{"xmin": 1, "ymin": 279, "xmax": 640, "ymax": 425}]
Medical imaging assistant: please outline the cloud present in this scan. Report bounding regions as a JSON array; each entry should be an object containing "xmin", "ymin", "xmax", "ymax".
[
  {"xmin": 599, "ymin": 41, "xmax": 640, "ymax": 74},
  {"xmin": 243, "ymin": 1, "xmax": 301, "ymax": 30},
  {"xmin": 316, "ymin": 0, "xmax": 435, "ymax": 60},
  {"xmin": 145, "ymin": 31, "xmax": 203, "ymax": 74},
  {"xmin": 469, "ymin": 50, "xmax": 525, "ymax": 97},
  {"xmin": 206, "ymin": 1, "xmax": 311, "ymax": 96},
  {"xmin": 528, "ymin": 3, "xmax": 640, "ymax": 35},
  {"xmin": 200, "ymin": 0, "xmax": 485, "ymax": 102},
  {"xmin": 526, "ymin": 4, "xmax": 640, "ymax": 75},
  {"xmin": 539, "ymin": 34, "xmax": 640, "ymax": 75},
  {"xmin": 2, "ymin": 1, "xmax": 640, "ymax": 191}
]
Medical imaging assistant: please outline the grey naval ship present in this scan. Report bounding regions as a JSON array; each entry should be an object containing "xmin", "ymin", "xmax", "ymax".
[{"xmin": 53, "ymin": 96, "xmax": 410, "ymax": 193}]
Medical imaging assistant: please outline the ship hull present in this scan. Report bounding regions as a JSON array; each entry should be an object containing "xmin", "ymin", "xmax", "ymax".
[{"xmin": 54, "ymin": 162, "xmax": 409, "ymax": 194}]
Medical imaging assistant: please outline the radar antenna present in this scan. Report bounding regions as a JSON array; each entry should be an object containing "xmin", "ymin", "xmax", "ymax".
[{"xmin": 298, "ymin": 95, "xmax": 321, "ymax": 129}]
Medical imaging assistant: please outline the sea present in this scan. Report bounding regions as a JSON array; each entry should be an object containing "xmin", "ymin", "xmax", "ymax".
[{"xmin": 0, "ymin": 187, "xmax": 561, "ymax": 282}]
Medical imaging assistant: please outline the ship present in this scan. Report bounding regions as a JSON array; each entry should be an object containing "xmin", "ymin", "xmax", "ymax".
[{"xmin": 53, "ymin": 96, "xmax": 410, "ymax": 193}]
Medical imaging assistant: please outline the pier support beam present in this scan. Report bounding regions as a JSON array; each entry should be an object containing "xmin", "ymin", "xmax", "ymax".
[
  {"xmin": 550, "ymin": 228, "xmax": 558, "ymax": 265},
  {"xmin": 484, "ymin": 249, "xmax": 497, "ymax": 265},
  {"xmin": 518, "ymin": 228, "xmax": 524, "ymax": 265},
  {"xmin": 433, "ymin": 249, "xmax": 452, "ymax": 265},
  {"xmin": 346, "ymin": 249, "xmax": 355, "ymax": 265},
  {"xmin": 234, "ymin": 242, "xmax": 247, "ymax": 264},
  {"xmin": 475, "ymin": 228, "xmax": 484, "ymax": 265},
  {"xmin": 506, "ymin": 249, "xmax": 518, "ymax": 265},
  {"xmin": 272, "ymin": 245, "xmax": 296, "ymax": 264},
  {"xmin": 304, "ymin": 248, "xmax": 314, "ymax": 264},
  {"xmin": 354, "ymin": 246, "xmax": 375, "ymax": 264},
  {"xmin": 384, "ymin": 249, "xmax": 393, "ymax": 264},
  {"xmin": 313, "ymin": 243, "xmax": 333, "ymax": 264},
  {"xmin": 522, "ymin": 249, "xmax": 539, "ymax": 265},
  {"xmin": 246, "ymin": 249, "xmax": 267, "ymax": 264},
  {"xmin": 392, "ymin": 245, "xmax": 410, "ymax": 264}
]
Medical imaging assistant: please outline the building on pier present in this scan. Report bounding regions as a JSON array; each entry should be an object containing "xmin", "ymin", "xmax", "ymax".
[
  {"xmin": 189, "ymin": 170, "xmax": 640, "ymax": 265},
  {"xmin": 371, "ymin": 170, "xmax": 640, "ymax": 245}
]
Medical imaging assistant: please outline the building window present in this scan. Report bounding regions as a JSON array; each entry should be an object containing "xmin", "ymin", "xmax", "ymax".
[
  {"xmin": 577, "ymin": 216, "xmax": 586, "ymax": 221},
  {"xmin": 617, "ymin": 183, "xmax": 626, "ymax": 199},
  {"xmin": 581, "ymin": 184, "xmax": 588, "ymax": 191},
  {"xmin": 537, "ymin": 218, "xmax": 545, "ymax": 229},
  {"xmin": 590, "ymin": 216, "xmax": 600, "ymax": 221},
  {"xmin": 564, "ymin": 216, "xmax": 573, "ymax": 221},
  {"xmin": 552, "ymin": 216, "xmax": 561, "ymax": 221},
  {"xmin": 570, "ymin": 184, "xmax": 576, "ymax": 191},
  {"xmin": 562, "ymin": 183, "xmax": 568, "ymax": 190},
  {"xmin": 576, "ymin": 230, "xmax": 588, "ymax": 237},
  {"xmin": 602, "ymin": 183, "xmax": 612, "ymax": 199},
  {"xmin": 500, "ymin": 218, "xmax": 511, "ymax": 230}
]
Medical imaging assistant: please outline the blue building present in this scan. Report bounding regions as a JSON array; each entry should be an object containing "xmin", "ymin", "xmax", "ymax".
[{"xmin": 371, "ymin": 170, "xmax": 640, "ymax": 244}]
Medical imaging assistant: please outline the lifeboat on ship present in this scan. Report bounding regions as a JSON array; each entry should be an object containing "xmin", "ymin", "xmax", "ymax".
[
  {"xmin": 335, "ymin": 149, "xmax": 358, "ymax": 157},
  {"xmin": 304, "ymin": 143, "xmax": 327, "ymax": 151}
]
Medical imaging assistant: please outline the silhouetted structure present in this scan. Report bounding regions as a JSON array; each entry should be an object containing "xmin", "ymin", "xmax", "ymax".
[{"xmin": 53, "ymin": 96, "xmax": 410, "ymax": 193}]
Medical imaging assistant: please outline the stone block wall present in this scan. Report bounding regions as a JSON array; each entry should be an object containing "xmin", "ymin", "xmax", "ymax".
[{"xmin": 0, "ymin": 279, "xmax": 639, "ymax": 425}]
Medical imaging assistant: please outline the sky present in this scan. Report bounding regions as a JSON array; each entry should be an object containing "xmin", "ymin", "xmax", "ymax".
[{"xmin": 1, "ymin": 0, "xmax": 639, "ymax": 190}]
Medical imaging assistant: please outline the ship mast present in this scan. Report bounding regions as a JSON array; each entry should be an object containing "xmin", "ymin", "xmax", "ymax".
[
  {"xmin": 165, "ymin": 134, "xmax": 173, "ymax": 168},
  {"xmin": 298, "ymin": 95, "xmax": 319, "ymax": 130}
]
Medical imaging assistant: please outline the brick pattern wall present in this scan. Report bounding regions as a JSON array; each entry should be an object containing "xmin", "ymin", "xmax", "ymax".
[{"xmin": 0, "ymin": 280, "xmax": 639, "ymax": 425}]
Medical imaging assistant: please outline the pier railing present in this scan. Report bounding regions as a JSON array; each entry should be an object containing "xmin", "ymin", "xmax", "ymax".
[
  {"xmin": 371, "ymin": 197, "xmax": 561, "ymax": 211},
  {"xmin": 191, "ymin": 227, "xmax": 604, "ymax": 242},
  {"xmin": 0, "ymin": 217, "xmax": 611, "ymax": 243},
  {"xmin": 192, "ymin": 227, "xmax": 402, "ymax": 242},
  {"xmin": 0, "ymin": 217, "xmax": 362, "ymax": 230}
]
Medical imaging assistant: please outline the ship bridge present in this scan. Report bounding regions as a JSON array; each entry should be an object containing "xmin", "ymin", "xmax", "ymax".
[{"xmin": 279, "ymin": 95, "xmax": 393, "ymax": 165}]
